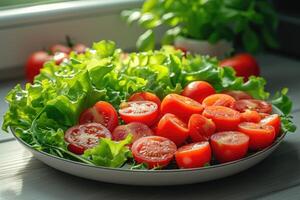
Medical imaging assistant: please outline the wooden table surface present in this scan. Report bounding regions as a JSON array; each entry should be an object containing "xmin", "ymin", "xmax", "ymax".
[{"xmin": 0, "ymin": 53, "xmax": 299, "ymax": 200}]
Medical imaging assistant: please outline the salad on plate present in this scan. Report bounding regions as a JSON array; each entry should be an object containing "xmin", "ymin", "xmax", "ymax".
[{"xmin": 2, "ymin": 40, "xmax": 296, "ymax": 170}]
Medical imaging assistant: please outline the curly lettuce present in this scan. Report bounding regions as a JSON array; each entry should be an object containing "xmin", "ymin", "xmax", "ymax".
[{"xmin": 2, "ymin": 40, "xmax": 296, "ymax": 167}]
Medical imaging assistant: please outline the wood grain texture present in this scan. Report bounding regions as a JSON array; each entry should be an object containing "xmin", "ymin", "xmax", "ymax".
[{"xmin": 0, "ymin": 53, "xmax": 299, "ymax": 200}]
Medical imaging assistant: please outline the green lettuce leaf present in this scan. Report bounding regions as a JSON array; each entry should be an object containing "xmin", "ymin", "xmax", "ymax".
[{"xmin": 83, "ymin": 135, "xmax": 132, "ymax": 167}]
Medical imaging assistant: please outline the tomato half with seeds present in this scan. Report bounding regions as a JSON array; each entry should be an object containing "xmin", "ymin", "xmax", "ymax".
[
  {"xmin": 210, "ymin": 131, "xmax": 249, "ymax": 163},
  {"xmin": 156, "ymin": 113, "xmax": 189, "ymax": 146},
  {"xmin": 238, "ymin": 122, "xmax": 275, "ymax": 150},
  {"xmin": 182, "ymin": 81, "xmax": 216, "ymax": 103},
  {"xmin": 160, "ymin": 94, "xmax": 204, "ymax": 122},
  {"xmin": 112, "ymin": 122, "xmax": 153, "ymax": 143},
  {"xmin": 188, "ymin": 114, "xmax": 216, "ymax": 142},
  {"xmin": 234, "ymin": 99, "xmax": 272, "ymax": 114},
  {"xmin": 79, "ymin": 101, "xmax": 118, "ymax": 132},
  {"xmin": 202, "ymin": 106, "xmax": 241, "ymax": 131},
  {"xmin": 222, "ymin": 90, "xmax": 253, "ymax": 100},
  {"xmin": 65, "ymin": 123, "xmax": 112, "ymax": 155},
  {"xmin": 119, "ymin": 101, "xmax": 159, "ymax": 126},
  {"xmin": 241, "ymin": 110, "xmax": 261, "ymax": 123},
  {"xmin": 129, "ymin": 92, "xmax": 161, "ymax": 108},
  {"xmin": 260, "ymin": 114, "xmax": 281, "ymax": 137},
  {"xmin": 132, "ymin": 136, "xmax": 177, "ymax": 169},
  {"xmin": 202, "ymin": 94, "xmax": 236, "ymax": 108},
  {"xmin": 175, "ymin": 141, "xmax": 211, "ymax": 169}
]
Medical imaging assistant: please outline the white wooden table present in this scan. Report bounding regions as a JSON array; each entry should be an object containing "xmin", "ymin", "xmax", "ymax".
[{"xmin": 0, "ymin": 53, "xmax": 300, "ymax": 200}]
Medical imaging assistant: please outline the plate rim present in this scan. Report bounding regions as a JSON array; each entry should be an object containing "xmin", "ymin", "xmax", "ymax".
[{"xmin": 11, "ymin": 128, "xmax": 286, "ymax": 174}]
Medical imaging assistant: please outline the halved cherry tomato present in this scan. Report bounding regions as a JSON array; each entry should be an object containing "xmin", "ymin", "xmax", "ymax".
[
  {"xmin": 222, "ymin": 90, "xmax": 253, "ymax": 100},
  {"xmin": 234, "ymin": 99, "xmax": 272, "ymax": 114},
  {"xmin": 119, "ymin": 101, "xmax": 159, "ymax": 126},
  {"xmin": 175, "ymin": 141, "xmax": 211, "ymax": 169},
  {"xmin": 156, "ymin": 113, "xmax": 189, "ymax": 146},
  {"xmin": 50, "ymin": 44, "xmax": 71, "ymax": 54},
  {"xmin": 241, "ymin": 110, "xmax": 261, "ymax": 123},
  {"xmin": 210, "ymin": 131, "xmax": 249, "ymax": 163},
  {"xmin": 112, "ymin": 122, "xmax": 153, "ymax": 143},
  {"xmin": 202, "ymin": 94, "xmax": 236, "ymax": 108},
  {"xmin": 202, "ymin": 106, "xmax": 241, "ymax": 131},
  {"xmin": 188, "ymin": 114, "xmax": 216, "ymax": 142},
  {"xmin": 132, "ymin": 136, "xmax": 177, "ymax": 169},
  {"xmin": 160, "ymin": 94, "xmax": 204, "ymax": 122},
  {"xmin": 79, "ymin": 101, "xmax": 119, "ymax": 132},
  {"xmin": 182, "ymin": 81, "xmax": 216, "ymax": 103},
  {"xmin": 64, "ymin": 123, "xmax": 112, "ymax": 155},
  {"xmin": 129, "ymin": 92, "xmax": 161, "ymax": 107},
  {"xmin": 238, "ymin": 122, "xmax": 275, "ymax": 150},
  {"xmin": 260, "ymin": 114, "xmax": 281, "ymax": 137}
]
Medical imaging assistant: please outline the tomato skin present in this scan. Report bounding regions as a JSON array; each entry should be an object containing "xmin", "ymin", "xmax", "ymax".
[
  {"xmin": 50, "ymin": 44, "xmax": 71, "ymax": 54},
  {"xmin": 53, "ymin": 52, "xmax": 69, "ymax": 65},
  {"xmin": 220, "ymin": 53, "xmax": 260, "ymax": 81},
  {"xmin": 112, "ymin": 122, "xmax": 153, "ymax": 143},
  {"xmin": 238, "ymin": 122, "xmax": 275, "ymax": 150},
  {"xmin": 234, "ymin": 99, "xmax": 272, "ymax": 114},
  {"xmin": 79, "ymin": 101, "xmax": 119, "ymax": 132},
  {"xmin": 64, "ymin": 123, "xmax": 112, "ymax": 155},
  {"xmin": 156, "ymin": 114, "xmax": 189, "ymax": 146},
  {"xmin": 160, "ymin": 94, "xmax": 204, "ymax": 122},
  {"xmin": 188, "ymin": 114, "xmax": 216, "ymax": 142},
  {"xmin": 25, "ymin": 51, "xmax": 52, "ymax": 82},
  {"xmin": 202, "ymin": 94, "xmax": 236, "ymax": 108},
  {"xmin": 72, "ymin": 43, "xmax": 87, "ymax": 54},
  {"xmin": 241, "ymin": 110, "xmax": 261, "ymax": 123},
  {"xmin": 132, "ymin": 136, "xmax": 177, "ymax": 169},
  {"xmin": 182, "ymin": 81, "xmax": 216, "ymax": 103},
  {"xmin": 129, "ymin": 92, "xmax": 161, "ymax": 108},
  {"xmin": 202, "ymin": 106, "xmax": 241, "ymax": 131},
  {"xmin": 210, "ymin": 131, "xmax": 249, "ymax": 163},
  {"xmin": 175, "ymin": 142, "xmax": 211, "ymax": 169},
  {"xmin": 222, "ymin": 90, "xmax": 253, "ymax": 100},
  {"xmin": 260, "ymin": 114, "xmax": 281, "ymax": 137},
  {"xmin": 119, "ymin": 101, "xmax": 159, "ymax": 126}
]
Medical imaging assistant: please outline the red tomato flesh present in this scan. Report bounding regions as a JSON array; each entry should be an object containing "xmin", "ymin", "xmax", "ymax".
[
  {"xmin": 210, "ymin": 131, "xmax": 249, "ymax": 163},
  {"xmin": 234, "ymin": 99, "xmax": 272, "ymax": 114},
  {"xmin": 202, "ymin": 106, "xmax": 241, "ymax": 131},
  {"xmin": 129, "ymin": 92, "xmax": 161, "ymax": 107},
  {"xmin": 119, "ymin": 101, "xmax": 159, "ymax": 126},
  {"xmin": 112, "ymin": 122, "xmax": 153, "ymax": 143},
  {"xmin": 260, "ymin": 114, "xmax": 281, "ymax": 137},
  {"xmin": 188, "ymin": 114, "xmax": 216, "ymax": 142},
  {"xmin": 222, "ymin": 90, "xmax": 253, "ymax": 100},
  {"xmin": 65, "ymin": 123, "xmax": 112, "ymax": 155},
  {"xmin": 238, "ymin": 122, "xmax": 275, "ymax": 150},
  {"xmin": 73, "ymin": 43, "xmax": 87, "ymax": 54},
  {"xmin": 241, "ymin": 110, "xmax": 261, "ymax": 123},
  {"xmin": 132, "ymin": 136, "xmax": 177, "ymax": 169},
  {"xmin": 79, "ymin": 101, "xmax": 119, "ymax": 132},
  {"xmin": 156, "ymin": 113, "xmax": 189, "ymax": 146},
  {"xmin": 182, "ymin": 81, "xmax": 216, "ymax": 103},
  {"xmin": 175, "ymin": 141, "xmax": 211, "ymax": 169},
  {"xmin": 202, "ymin": 94, "xmax": 236, "ymax": 108},
  {"xmin": 160, "ymin": 94, "xmax": 204, "ymax": 122}
]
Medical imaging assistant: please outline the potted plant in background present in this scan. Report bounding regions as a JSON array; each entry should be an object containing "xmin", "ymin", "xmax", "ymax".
[{"xmin": 122, "ymin": 0, "xmax": 278, "ymax": 58}]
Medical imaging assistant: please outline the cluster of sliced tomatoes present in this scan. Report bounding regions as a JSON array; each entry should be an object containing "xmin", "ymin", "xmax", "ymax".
[{"xmin": 64, "ymin": 80, "xmax": 281, "ymax": 169}]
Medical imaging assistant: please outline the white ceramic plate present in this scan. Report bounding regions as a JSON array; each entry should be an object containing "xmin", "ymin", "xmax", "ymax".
[{"xmin": 13, "ymin": 131, "xmax": 285, "ymax": 186}]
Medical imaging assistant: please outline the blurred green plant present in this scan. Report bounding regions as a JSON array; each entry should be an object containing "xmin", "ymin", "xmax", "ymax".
[{"xmin": 122, "ymin": 0, "xmax": 278, "ymax": 53}]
